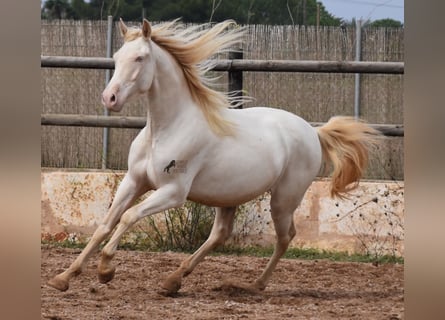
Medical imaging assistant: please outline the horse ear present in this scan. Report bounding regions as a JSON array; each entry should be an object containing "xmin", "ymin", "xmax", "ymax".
[
  {"xmin": 142, "ymin": 19, "xmax": 152, "ymax": 39},
  {"xmin": 119, "ymin": 18, "xmax": 128, "ymax": 37}
]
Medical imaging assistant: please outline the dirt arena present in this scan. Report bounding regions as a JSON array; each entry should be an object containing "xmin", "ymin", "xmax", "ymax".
[{"xmin": 41, "ymin": 246, "xmax": 404, "ymax": 319}]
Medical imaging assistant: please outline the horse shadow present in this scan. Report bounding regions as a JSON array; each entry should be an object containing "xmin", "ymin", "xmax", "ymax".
[{"xmin": 208, "ymin": 281, "xmax": 403, "ymax": 301}]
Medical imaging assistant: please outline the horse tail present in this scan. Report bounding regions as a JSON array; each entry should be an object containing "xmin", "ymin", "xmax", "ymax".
[{"xmin": 316, "ymin": 116, "xmax": 380, "ymax": 199}]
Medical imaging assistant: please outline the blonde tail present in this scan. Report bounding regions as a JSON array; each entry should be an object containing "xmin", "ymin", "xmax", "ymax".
[{"xmin": 317, "ymin": 116, "xmax": 380, "ymax": 199}]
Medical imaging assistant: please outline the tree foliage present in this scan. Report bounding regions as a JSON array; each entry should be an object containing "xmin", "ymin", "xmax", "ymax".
[
  {"xmin": 41, "ymin": 0, "xmax": 76, "ymax": 19},
  {"xmin": 369, "ymin": 18, "xmax": 403, "ymax": 28},
  {"xmin": 41, "ymin": 0, "xmax": 345, "ymax": 26},
  {"xmin": 340, "ymin": 17, "xmax": 403, "ymax": 29}
]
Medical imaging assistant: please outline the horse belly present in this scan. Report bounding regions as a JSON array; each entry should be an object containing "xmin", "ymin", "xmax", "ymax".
[
  {"xmin": 187, "ymin": 143, "xmax": 285, "ymax": 207},
  {"xmin": 187, "ymin": 171, "xmax": 276, "ymax": 207}
]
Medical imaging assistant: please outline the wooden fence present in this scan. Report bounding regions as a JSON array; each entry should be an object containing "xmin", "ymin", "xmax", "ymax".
[
  {"xmin": 41, "ymin": 56, "xmax": 403, "ymax": 137},
  {"xmin": 41, "ymin": 56, "xmax": 404, "ymax": 74},
  {"xmin": 41, "ymin": 114, "xmax": 403, "ymax": 136},
  {"xmin": 41, "ymin": 56, "xmax": 404, "ymax": 137}
]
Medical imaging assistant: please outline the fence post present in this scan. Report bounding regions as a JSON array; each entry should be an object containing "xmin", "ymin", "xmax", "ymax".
[
  {"xmin": 228, "ymin": 50, "xmax": 243, "ymax": 109},
  {"xmin": 354, "ymin": 19, "xmax": 362, "ymax": 119},
  {"xmin": 102, "ymin": 15, "xmax": 113, "ymax": 169}
]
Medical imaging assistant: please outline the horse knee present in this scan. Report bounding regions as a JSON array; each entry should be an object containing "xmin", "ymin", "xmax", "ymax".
[
  {"xmin": 119, "ymin": 209, "xmax": 139, "ymax": 226},
  {"xmin": 96, "ymin": 224, "xmax": 113, "ymax": 238}
]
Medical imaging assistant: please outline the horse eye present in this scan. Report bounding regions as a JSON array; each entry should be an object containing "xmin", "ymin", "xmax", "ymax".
[{"xmin": 135, "ymin": 56, "xmax": 144, "ymax": 63}]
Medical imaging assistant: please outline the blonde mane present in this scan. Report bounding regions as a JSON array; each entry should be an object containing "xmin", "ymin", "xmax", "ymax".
[{"xmin": 124, "ymin": 20, "xmax": 245, "ymax": 136}]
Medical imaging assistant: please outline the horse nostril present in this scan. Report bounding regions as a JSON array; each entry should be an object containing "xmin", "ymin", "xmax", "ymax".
[{"xmin": 110, "ymin": 94, "xmax": 116, "ymax": 103}]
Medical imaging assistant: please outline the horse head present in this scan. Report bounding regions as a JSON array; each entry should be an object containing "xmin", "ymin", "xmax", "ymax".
[{"xmin": 102, "ymin": 19, "xmax": 155, "ymax": 112}]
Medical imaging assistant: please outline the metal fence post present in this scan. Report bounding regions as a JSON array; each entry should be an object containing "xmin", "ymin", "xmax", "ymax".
[
  {"xmin": 354, "ymin": 19, "xmax": 362, "ymax": 119},
  {"xmin": 228, "ymin": 50, "xmax": 243, "ymax": 109},
  {"xmin": 102, "ymin": 15, "xmax": 113, "ymax": 169}
]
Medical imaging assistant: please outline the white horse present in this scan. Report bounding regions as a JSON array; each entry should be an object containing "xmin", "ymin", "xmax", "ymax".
[{"xmin": 48, "ymin": 19, "xmax": 378, "ymax": 295}]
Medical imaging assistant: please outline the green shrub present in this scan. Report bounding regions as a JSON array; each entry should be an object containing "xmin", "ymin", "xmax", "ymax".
[{"xmin": 137, "ymin": 201, "xmax": 215, "ymax": 252}]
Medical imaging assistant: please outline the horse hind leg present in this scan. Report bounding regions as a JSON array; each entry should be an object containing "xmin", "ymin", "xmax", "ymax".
[
  {"xmin": 252, "ymin": 187, "xmax": 306, "ymax": 291},
  {"xmin": 160, "ymin": 206, "xmax": 237, "ymax": 296}
]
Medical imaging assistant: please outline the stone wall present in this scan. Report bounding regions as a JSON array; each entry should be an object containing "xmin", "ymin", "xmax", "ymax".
[{"xmin": 41, "ymin": 170, "xmax": 404, "ymax": 256}]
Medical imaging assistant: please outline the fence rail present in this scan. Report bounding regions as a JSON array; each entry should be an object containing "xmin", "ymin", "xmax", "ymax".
[
  {"xmin": 41, "ymin": 114, "xmax": 404, "ymax": 137},
  {"xmin": 41, "ymin": 55, "xmax": 404, "ymax": 74},
  {"xmin": 41, "ymin": 55, "xmax": 404, "ymax": 137}
]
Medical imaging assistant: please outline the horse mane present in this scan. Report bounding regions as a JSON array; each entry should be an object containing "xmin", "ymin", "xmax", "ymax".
[{"xmin": 124, "ymin": 20, "xmax": 245, "ymax": 136}]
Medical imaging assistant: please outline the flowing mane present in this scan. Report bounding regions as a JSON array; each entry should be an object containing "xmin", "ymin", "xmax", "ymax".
[{"xmin": 124, "ymin": 20, "xmax": 245, "ymax": 136}]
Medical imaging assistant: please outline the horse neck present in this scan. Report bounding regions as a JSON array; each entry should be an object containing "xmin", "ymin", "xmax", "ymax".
[{"xmin": 146, "ymin": 43, "xmax": 202, "ymax": 137}]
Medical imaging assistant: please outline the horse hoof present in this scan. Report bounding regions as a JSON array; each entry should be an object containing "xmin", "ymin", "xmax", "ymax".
[
  {"xmin": 98, "ymin": 266, "xmax": 115, "ymax": 284},
  {"xmin": 253, "ymin": 280, "xmax": 266, "ymax": 291},
  {"xmin": 159, "ymin": 277, "xmax": 181, "ymax": 296},
  {"xmin": 219, "ymin": 280, "xmax": 260, "ymax": 294},
  {"xmin": 157, "ymin": 286, "xmax": 179, "ymax": 297},
  {"xmin": 47, "ymin": 275, "xmax": 69, "ymax": 292}
]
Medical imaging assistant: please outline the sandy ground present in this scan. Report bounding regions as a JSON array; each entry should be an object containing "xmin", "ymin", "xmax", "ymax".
[{"xmin": 41, "ymin": 246, "xmax": 403, "ymax": 319}]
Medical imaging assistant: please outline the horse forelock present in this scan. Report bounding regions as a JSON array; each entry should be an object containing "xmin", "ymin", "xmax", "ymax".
[{"xmin": 123, "ymin": 28, "xmax": 143, "ymax": 42}]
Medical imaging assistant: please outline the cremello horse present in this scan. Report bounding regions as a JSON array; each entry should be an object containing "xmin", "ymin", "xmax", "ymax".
[{"xmin": 48, "ymin": 19, "xmax": 378, "ymax": 295}]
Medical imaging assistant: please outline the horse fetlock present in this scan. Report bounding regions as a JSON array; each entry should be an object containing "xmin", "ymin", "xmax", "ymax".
[{"xmin": 177, "ymin": 263, "xmax": 192, "ymax": 278}]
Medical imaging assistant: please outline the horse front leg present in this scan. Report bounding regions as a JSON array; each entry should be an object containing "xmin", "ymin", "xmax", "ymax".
[
  {"xmin": 97, "ymin": 184, "xmax": 187, "ymax": 284},
  {"xmin": 160, "ymin": 206, "xmax": 237, "ymax": 296},
  {"xmin": 47, "ymin": 174, "xmax": 149, "ymax": 291}
]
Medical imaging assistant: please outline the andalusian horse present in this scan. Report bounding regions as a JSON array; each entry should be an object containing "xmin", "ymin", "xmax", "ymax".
[{"xmin": 48, "ymin": 19, "xmax": 378, "ymax": 295}]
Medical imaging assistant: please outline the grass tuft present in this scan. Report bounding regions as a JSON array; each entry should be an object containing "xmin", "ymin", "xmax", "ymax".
[{"xmin": 214, "ymin": 245, "xmax": 403, "ymax": 264}]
